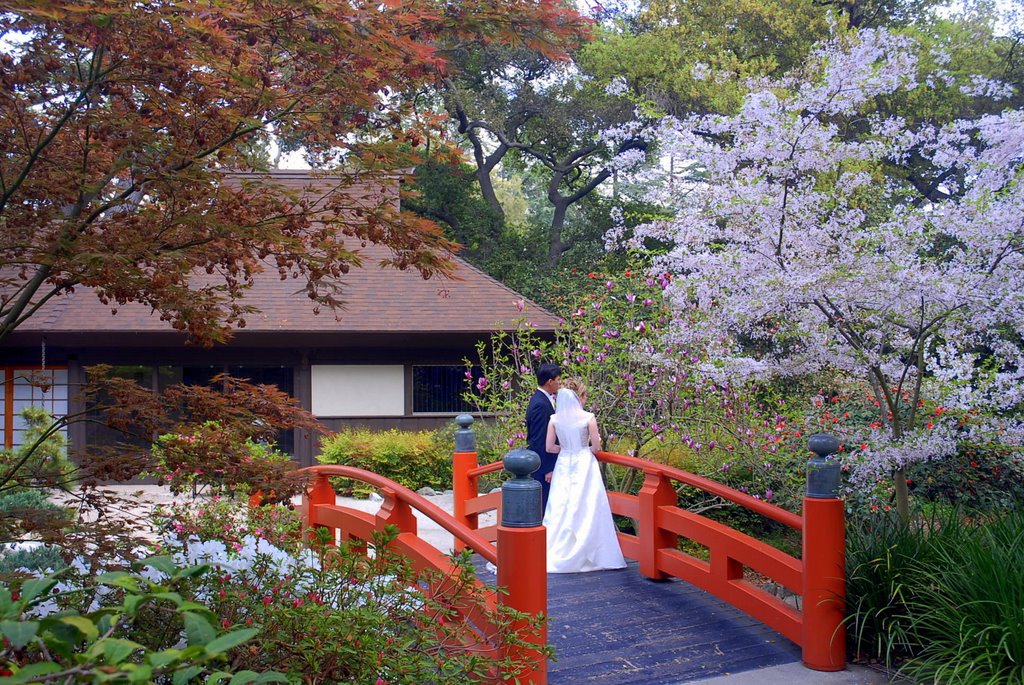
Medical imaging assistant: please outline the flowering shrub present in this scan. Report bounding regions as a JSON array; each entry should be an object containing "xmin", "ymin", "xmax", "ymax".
[
  {"xmin": 469, "ymin": 268, "xmax": 684, "ymax": 461},
  {"xmin": 157, "ymin": 498, "xmax": 549, "ymax": 683},
  {"xmin": 3, "ymin": 493, "xmax": 547, "ymax": 683},
  {"xmin": 469, "ymin": 269, "xmax": 817, "ymax": 509},
  {"xmin": 154, "ymin": 495, "xmax": 302, "ymax": 554},
  {"xmin": 906, "ymin": 441, "xmax": 1024, "ymax": 512}
]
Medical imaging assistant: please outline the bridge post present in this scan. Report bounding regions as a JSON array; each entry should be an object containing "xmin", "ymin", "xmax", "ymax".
[
  {"xmin": 452, "ymin": 414, "xmax": 478, "ymax": 552},
  {"xmin": 497, "ymin": 448, "xmax": 547, "ymax": 685},
  {"xmin": 638, "ymin": 472, "xmax": 676, "ymax": 580},
  {"xmin": 801, "ymin": 433, "xmax": 846, "ymax": 672},
  {"xmin": 303, "ymin": 471, "xmax": 336, "ymax": 546}
]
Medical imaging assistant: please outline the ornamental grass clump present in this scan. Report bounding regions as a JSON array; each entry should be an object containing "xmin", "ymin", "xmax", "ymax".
[
  {"xmin": 845, "ymin": 507, "xmax": 1024, "ymax": 683},
  {"xmin": 899, "ymin": 510, "xmax": 1024, "ymax": 684}
]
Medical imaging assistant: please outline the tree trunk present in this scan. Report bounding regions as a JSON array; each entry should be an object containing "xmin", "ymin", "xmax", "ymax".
[
  {"xmin": 475, "ymin": 163, "xmax": 505, "ymax": 222},
  {"xmin": 467, "ymin": 129, "xmax": 506, "ymax": 223},
  {"xmin": 547, "ymin": 198, "xmax": 568, "ymax": 268},
  {"xmin": 893, "ymin": 467, "xmax": 910, "ymax": 525}
]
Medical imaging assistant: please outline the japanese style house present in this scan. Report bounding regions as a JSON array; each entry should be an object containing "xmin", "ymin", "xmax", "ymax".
[{"xmin": 1, "ymin": 170, "xmax": 558, "ymax": 466}]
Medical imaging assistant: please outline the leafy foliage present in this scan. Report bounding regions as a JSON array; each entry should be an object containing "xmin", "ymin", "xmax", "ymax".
[
  {"xmin": 0, "ymin": 0, "xmax": 589, "ymax": 346},
  {"xmin": 83, "ymin": 368, "xmax": 324, "ymax": 494},
  {"xmin": 316, "ymin": 429, "xmax": 451, "ymax": 496},
  {"xmin": 845, "ymin": 508, "xmax": 1024, "ymax": 682},
  {"xmin": 582, "ymin": 0, "xmax": 835, "ymax": 117},
  {"xmin": 0, "ymin": 557, "xmax": 286, "ymax": 684}
]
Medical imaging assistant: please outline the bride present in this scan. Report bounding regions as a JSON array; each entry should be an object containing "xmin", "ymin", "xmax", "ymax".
[{"xmin": 543, "ymin": 379, "xmax": 626, "ymax": 573}]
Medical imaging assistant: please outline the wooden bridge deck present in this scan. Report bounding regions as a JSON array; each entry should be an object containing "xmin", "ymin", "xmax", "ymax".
[{"xmin": 479, "ymin": 561, "xmax": 801, "ymax": 684}]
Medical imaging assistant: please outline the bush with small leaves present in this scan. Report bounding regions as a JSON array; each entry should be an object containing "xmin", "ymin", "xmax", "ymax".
[{"xmin": 316, "ymin": 428, "xmax": 451, "ymax": 495}]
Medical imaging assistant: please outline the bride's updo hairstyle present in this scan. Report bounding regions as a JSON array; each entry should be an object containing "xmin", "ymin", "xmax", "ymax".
[{"xmin": 559, "ymin": 378, "xmax": 586, "ymax": 403}]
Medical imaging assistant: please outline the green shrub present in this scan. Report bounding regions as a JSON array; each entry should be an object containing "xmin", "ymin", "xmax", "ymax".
[
  {"xmin": 0, "ymin": 490, "xmax": 73, "ymax": 573},
  {"xmin": 0, "ymin": 407, "xmax": 73, "ymax": 490},
  {"xmin": 0, "ymin": 544, "xmax": 66, "ymax": 575},
  {"xmin": 907, "ymin": 441, "xmax": 1024, "ymax": 512},
  {"xmin": 0, "ymin": 489, "xmax": 65, "ymax": 521},
  {"xmin": 316, "ymin": 428, "xmax": 451, "ymax": 495}
]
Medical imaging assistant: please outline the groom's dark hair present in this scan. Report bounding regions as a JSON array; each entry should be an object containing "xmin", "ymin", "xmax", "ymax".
[{"xmin": 536, "ymin": 363, "xmax": 561, "ymax": 386}]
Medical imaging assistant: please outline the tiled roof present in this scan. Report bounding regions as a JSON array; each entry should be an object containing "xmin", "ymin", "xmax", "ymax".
[
  {"xmin": 4, "ymin": 171, "xmax": 559, "ymax": 336},
  {"xmin": 12, "ymin": 247, "xmax": 557, "ymax": 334}
]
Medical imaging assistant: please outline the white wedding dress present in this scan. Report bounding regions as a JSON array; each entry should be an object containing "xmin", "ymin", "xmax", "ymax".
[{"xmin": 543, "ymin": 390, "xmax": 627, "ymax": 574}]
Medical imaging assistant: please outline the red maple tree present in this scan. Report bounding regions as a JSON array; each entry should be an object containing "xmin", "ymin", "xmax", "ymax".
[{"xmin": 0, "ymin": 0, "xmax": 589, "ymax": 345}]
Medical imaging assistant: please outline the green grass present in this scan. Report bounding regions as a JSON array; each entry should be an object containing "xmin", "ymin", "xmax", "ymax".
[{"xmin": 845, "ymin": 507, "xmax": 1024, "ymax": 683}]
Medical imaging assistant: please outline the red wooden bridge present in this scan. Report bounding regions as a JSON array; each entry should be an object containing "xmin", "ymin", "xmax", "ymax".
[{"xmin": 293, "ymin": 425, "xmax": 846, "ymax": 685}]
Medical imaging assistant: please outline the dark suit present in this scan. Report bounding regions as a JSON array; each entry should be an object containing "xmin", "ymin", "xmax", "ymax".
[{"xmin": 525, "ymin": 388, "xmax": 557, "ymax": 509}]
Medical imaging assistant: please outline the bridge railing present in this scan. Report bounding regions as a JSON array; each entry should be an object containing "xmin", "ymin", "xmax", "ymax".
[
  {"xmin": 295, "ymin": 458, "xmax": 548, "ymax": 684},
  {"xmin": 452, "ymin": 417, "xmax": 846, "ymax": 673}
]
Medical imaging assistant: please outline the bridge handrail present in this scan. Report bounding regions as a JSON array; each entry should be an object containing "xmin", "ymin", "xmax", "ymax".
[
  {"xmin": 594, "ymin": 451, "xmax": 803, "ymax": 531},
  {"xmin": 451, "ymin": 437, "xmax": 845, "ymax": 676},
  {"xmin": 467, "ymin": 460, "xmax": 505, "ymax": 479},
  {"xmin": 297, "ymin": 464, "xmax": 498, "ymax": 564}
]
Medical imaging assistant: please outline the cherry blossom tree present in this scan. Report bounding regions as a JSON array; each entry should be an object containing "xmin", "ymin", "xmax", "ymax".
[{"xmin": 615, "ymin": 28, "xmax": 1024, "ymax": 522}]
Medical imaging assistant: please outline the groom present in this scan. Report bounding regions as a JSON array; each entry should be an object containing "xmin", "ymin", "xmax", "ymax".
[{"xmin": 525, "ymin": 363, "xmax": 561, "ymax": 510}]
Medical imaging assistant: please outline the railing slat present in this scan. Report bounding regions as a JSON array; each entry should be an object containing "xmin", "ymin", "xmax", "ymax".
[
  {"xmin": 658, "ymin": 507, "xmax": 803, "ymax": 594},
  {"xmin": 597, "ymin": 451, "xmax": 803, "ymax": 530}
]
